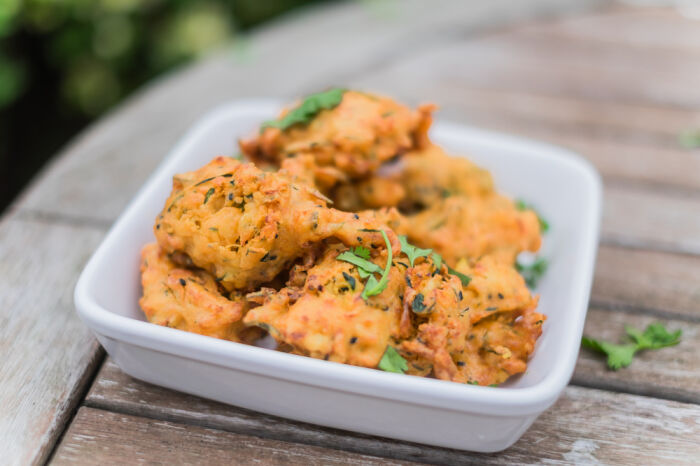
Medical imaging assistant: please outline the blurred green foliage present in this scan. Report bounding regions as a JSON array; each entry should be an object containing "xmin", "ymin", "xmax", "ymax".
[{"xmin": 0, "ymin": 0, "xmax": 325, "ymax": 115}]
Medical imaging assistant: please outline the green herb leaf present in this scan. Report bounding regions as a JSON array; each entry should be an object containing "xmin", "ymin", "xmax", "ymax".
[
  {"xmin": 342, "ymin": 271, "xmax": 356, "ymax": 290},
  {"xmin": 378, "ymin": 346, "xmax": 408, "ymax": 374},
  {"xmin": 361, "ymin": 230, "xmax": 393, "ymax": 299},
  {"xmin": 447, "ymin": 265, "xmax": 471, "ymax": 287},
  {"xmin": 203, "ymin": 187, "xmax": 215, "ymax": 204},
  {"xmin": 515, "ymin": 199, "xmax": 549, "ymax": 233},
  {"xmin": 582, "ymin": 323, "xmax": 681, "ymax": 370},
  {"xmin": 399, "ymin": 235, "xmax": 432, "ymax": 266},
  {"xmin": 338, "ymin": 230, "xmax": 393, "ymax": 300},
  {"xmin": 337, "ymin": 251, "xmax": 382, "ymax": 275},
  {"xmin": 262, "ymin": 88, "xmax": 346, "ymax": 131},
  {"xmin": 679, "ymin": 129, "xmax": 700, "ymax": 149},
  {"xmin": 411, "ymin": 293, "xmax": 427, "ymax": 313},
  {"xmin": 352, "ymin": 246, "xmax": 371, "ymax": 260},
  {"xmin": 515, "ymin": 257, "xmax": 548, "ymax": 288},
  {"xmin": 431, "ymin": 252, "xmax": 442, "ymax": 272}
]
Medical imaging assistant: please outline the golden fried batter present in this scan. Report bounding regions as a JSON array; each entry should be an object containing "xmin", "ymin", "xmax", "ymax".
[
  {"xmin": 398, "ymin": 259, "xmax": 473, "ymax": 380},
  {"xmin": 139, "ymin": 243, "xmax": 249, "ymax": 341},
  {"xmin": 398, "ymin": 255, "xmax": 540, "ymax": 385},
  {"xmin": 399, "ymin": 194, "xmax": 541, "ymax": 266},
  {"xmin": 244, "ymin": 244, "xmax": 405, "ymax": 368},
  {"xmin": 240, "ymin": 91, "xmax": 434, "ymax": 182},
  {"xmin": 454, "ymin": 305, "xmax": 545, "ymax": 385},
  {"xmin": 396, "ymin": 144, "xmax": 494, "ymax": 210},
  {"xmin": 155, "ymin": 156, "xmax": 400, "ymax": 291}
]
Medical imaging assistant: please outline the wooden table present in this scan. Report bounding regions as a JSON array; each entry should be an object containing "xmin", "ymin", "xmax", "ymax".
[{"xmin": 3, "ymin": 1, "xmax": 700, "ymax": 464}]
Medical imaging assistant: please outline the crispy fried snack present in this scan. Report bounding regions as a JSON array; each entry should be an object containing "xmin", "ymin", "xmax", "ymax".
[
  {"xmin": 239, "ymin": 91, "xmax": 435, "ymax": 183},
  {"xmin": 453, "ymin": 305, "xmax": 545, "ymax": 385},
  {"xmin": 398, "ymin": 194, "xmax": 541, "ymax": 266},
  {"xmin": 155, "ymin": 156, "xmax": 400, "ymax": 291},
  {"xmin": 244, "ymin": 245, "xmax": 405, "ymax": 368},
  {"xmin": 139, "ymin": 242, "xmax": 249, "ymax": 341},
  {"xmin": 399, "ymin": 255, "xmax": 540, "ymax": 385},
  {"xmin": 396, "ymin": 144, "xmax": 494, "ymax": 210},
  {"xmin": 324, "ymin": 144, "xmax": 494, "ymax": 213},
  {"xmin": 398, "ymin": 259, "xmax": 473, "ymax": 380}
]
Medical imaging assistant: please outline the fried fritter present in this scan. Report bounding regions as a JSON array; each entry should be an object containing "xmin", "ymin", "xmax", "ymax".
[
  {"xmin": 398, "ymin": 259, "xmax": 473, "ymax": 380},
  {"xmin": 139, "ymin": 242, "xmax": 250, "ymax": 341},
  {"xmin": 396, "ymin": 254, "xmax": 538, "ymax": 385},
  {"xmin": 239, "ymin": 91, "xmax": 434, "ymax": 183},
  {"xmin": 155, "ymin": 156, "xmax": 400, "ymax": 291},
  {"xmin": 453, "ymin": 304, "xmax": 545, "ymax": 385},
  {"xmin": 398, "ymin": 194, "xmax": 541, "ymax": 266},
  {"xmin": 244, "ymin": 244, "xmax": 405, "ymax": 368},
  {"xmin": 396, "ymin": 144, "xmax": 494, "ymax": 210}
]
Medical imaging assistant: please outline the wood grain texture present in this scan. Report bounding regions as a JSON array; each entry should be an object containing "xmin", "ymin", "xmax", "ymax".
[
  {"xmin": 84, "ymin": 360, "xmax": 700, "ymax": 464},
  {"xmin": 575, "ymin": 308, "xmax": 698, "ymax": 403},
  {"xmin": 10, "ymin": 0, "xmax": 609, "ymax": 224},
  {"xmin": 0, "ymin": 216, "xmax": 105, "ymax": 466},
  {"xmin": 51, "ymin": 407, "xmax": 416, "ymax": 466},
  {"xmin": 592, "ymin": 245, "xmax": 700, "ymax": 320},
  {"xmin": 603, "ymin": 185, "xmax": 700, "ymax": 255}
]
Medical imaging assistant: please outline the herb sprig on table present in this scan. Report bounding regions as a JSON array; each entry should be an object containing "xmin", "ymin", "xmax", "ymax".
[
  {"xmin": 262, "ymin": 88, "xmax": 345, "ymax": 131},
  {"xmin": 582, "ymin": 323, "xmax": 681, "ymax": 370}
]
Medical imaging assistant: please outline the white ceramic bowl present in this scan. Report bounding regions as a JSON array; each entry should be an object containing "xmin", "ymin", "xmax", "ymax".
[{"xmin": 74, "ymin": 100, "xmax": 601, "ymax": 452}]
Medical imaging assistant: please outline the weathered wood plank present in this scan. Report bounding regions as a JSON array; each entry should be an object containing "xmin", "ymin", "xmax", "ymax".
[
  {"xmin": 51, "ymin": 407, "xmax": 416, "ymax": 466},
  {"xmin": 518, "ymin": 7, "xmax": 700, "ymax": 50},
  {"xmin": 84, "ymin": 361, "xmax": 700, "ymax": 464},
  {"xmin": 603, "ymin": 184, "xmax": 700, "ymax": 255},
  {"xmin": 0, "ymin": 216, "xmax": 105, "ymax": 466},
  {"xmin": 575, "ymin": 308, "xmax": 698, "ymax": 403},
  {"xmin": 592, "ymin": 245, "xmax": 700, "ymax": 320}
]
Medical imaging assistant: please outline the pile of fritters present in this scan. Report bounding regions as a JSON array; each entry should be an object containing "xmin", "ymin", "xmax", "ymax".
[{"xmin": 140, "ymin": 89, "xmax": 545, "ymax": 386}]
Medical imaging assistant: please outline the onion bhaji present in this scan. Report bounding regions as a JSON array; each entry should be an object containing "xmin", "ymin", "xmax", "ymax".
[
  {"xmin": 139, "ymin": 242, "xmax": 250, "ymax": 341},
  {"xmin": 154, "ymin": 155, "xmax": 400, "ymax": 291},
  {"xmin": 244, "ymin": 244, "xmax": 405, "ymax": 368},
  {"xmin": 139, "ymin": 89, "xmax": 547, "ymax": 387},
  {"xmin": 240, "ymin": 90, "xmax": 434, "ymax": 184}
]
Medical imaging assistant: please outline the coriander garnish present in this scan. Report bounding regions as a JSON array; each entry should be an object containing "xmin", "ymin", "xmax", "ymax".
[
  {"xmin": 515, "ymin": 199, "xmax": 549, "ymax": 233},
  {"xmin": 336, "ymin": 230, "xmax": 393, "ymax": 300},
  {"xmin": 582, "ymin": 323, "xmax": 681, "ymax": 370},
  {"xmin": 378, "ymin": 346, "xmax": 408, "ymax": 374},
  {"xmin": 515, "ymin": 257, "xmax": 548, "ymax": 288},
  {"xmin": 262, "ymin": 88, "xmax": 346, "ymax": 131}
]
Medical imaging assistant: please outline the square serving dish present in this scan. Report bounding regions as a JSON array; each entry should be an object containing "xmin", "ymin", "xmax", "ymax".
[{"xmin": 74, "ymin": 99, "xmax": 601, "ymax": 452}]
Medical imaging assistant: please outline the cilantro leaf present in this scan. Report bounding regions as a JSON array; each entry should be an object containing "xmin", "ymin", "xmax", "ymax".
[
  {"xmin": 262, "ymin": 88, "xmax": 346, "ymax": 131},
  {"xmin": 352, "ymin": 246, "xmax": 371, "ymax": 260},
  {"xmin": 447, "ymin": 265, "xmax": 471, "ymax": 286},
  {"xmin": 582, "ymin": 323, "xmax": 681, "ymax": 370},
  {"xmin": 516, "ymin": 257, "xmax": 548, "ymax": 288},
  {"xmin": 378, "ymin": 346, "xmax": 408, "ymax": 374},
  {"xmin": 515, "ymin": 199, "xmax": 549, "ymax": 233},
  {"xmin": 431, "ymin": 252, "xmax": 443, "ymax": 271},
  {"xmin": 361, "ymin": 230, "xmax": 393, "ymax": 299},
  {"xmin": 337, "ymin": 251, "xmax": 382, "ymax": 275},
  {"xmin": 625, "ymin": 323, "xmax": 681, "ymax": 350},
  {"xmin": 679, "ymin": 129, "xmax": 700, "ymax": 149},
  {"xmin": 338, "ymin": 230, "xmax": 393, "ymax": 300},
  {"xmin": 399, "ymin": 235, "xmax": 432, "ymax": 266}
]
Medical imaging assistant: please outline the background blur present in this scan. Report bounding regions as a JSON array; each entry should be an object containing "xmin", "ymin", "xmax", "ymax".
[{"xmin": 0, "ymin": 0, "xmax": 332, "ymax": 214}]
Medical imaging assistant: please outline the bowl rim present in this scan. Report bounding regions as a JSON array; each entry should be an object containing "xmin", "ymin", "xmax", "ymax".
[{"xmin": 74, "ymin": 99, "xmax": 602, "ymax": 417}]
